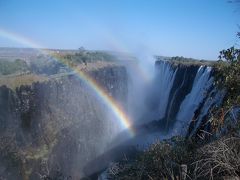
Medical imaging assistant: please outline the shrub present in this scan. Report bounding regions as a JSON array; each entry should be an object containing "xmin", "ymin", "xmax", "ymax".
[
  {"xmin": 108, "ymin": 137, "xmax": 196, "ymax": 180},
  {"xmin": 105, "ymin": 134, "xmax": 240, "ymax": 179},
  {"xmin": 212, "ymin": 44, "xmax": 240, "ymax": 131},
  {"xmin": 192, "ymin": 135, "xmax": 240, "ymax": 179}
]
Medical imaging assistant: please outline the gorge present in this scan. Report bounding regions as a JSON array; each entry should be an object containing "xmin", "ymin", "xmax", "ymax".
[{"xmin": 0, "ymin": 54, "xmax": 230, "ymax": 179}]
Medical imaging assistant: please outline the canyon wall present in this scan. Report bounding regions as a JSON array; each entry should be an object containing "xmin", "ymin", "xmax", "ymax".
[{"xmin": 0, "ymin": 65, "xmax": 128, "ymax": 179}]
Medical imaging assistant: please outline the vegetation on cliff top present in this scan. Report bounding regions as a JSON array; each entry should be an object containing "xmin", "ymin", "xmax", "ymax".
[
  {"xmin": 0, "ymin": 74, "xmax": 48, "ymax": 90},
  {"xmin": 0, "ymin": 50, "xmax": 120, "ymax": 89},
  {"xmin": 155, "ymin": 56, "xmax": 216, "ymax": 67},
  {"xmin": 0, "ymin": 59, "xmax": 29, "ymax": 75},
  {"xmin": 0, "ymin": 49, "xmax": 118, "ymax": 76}
]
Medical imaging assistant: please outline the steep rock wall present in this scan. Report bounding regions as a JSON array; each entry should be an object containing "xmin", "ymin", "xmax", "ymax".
[{"xmin": 0, "ymin": 66, "xmax": 128, "ymax": 179}]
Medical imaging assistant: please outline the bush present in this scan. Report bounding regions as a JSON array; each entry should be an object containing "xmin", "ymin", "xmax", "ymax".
[
  {"xmin": 54, "ymin": 51, "xmax": 116, "ymax": 68},
  {"xmin": 192, "ymin": 135, "xmax": 240, "ymax": 179},
  {"xmin": 212, "ymin": 45, "xmax": 240, "ymax": 132},
  {"xmin": 214, "ymin": 46, "xmax": 240, "ymax": 108},
  {"xmin": 106, "ymin": 134, "xmax": 240, "ymax": 180},
  {"xmin": 108, "ymin": 137, "xmax": 196, "ymax": 180}
]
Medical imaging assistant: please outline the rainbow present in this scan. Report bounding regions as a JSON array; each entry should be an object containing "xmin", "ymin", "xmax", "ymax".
[{"xmin": 0, "ymin": 28, "xmax": 135, "ymax": 136}]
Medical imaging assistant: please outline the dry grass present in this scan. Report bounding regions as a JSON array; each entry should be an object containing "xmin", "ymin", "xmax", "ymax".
[
  {"xmin": 192, "ymin": 136, "xmax": 240, "ymax": 180},
  {"xmin": 0, "ymin": 73, "xmax": 49, "ymax": 90},
  {"xmin": 76, "ymin": 60, "xmax": 120, "ymax": 72},
  {"xmin": 107, "ymin": 134, "xmax": 240, "ymax": 180},
  {"xmin": 107, "ymin": 138, "xmax": 195, "ymax": 180}
]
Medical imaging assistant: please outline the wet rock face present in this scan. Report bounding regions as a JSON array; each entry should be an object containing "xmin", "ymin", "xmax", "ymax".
[
  {"xmin": 0, "ymin": 86, "xmax": 17, "ymax": 132},
  {"xmin": 16, "ymin": 86, "xmax": 37, "ymax": 131},
  {"xmin": 0, "ymin": 66, "xmax": 128, "ymax": 179}
]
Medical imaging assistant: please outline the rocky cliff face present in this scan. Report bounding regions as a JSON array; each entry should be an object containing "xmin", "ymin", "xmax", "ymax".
[{"xmin": 0, "ymin": 65, "xmax": 128, "ymax": 179}]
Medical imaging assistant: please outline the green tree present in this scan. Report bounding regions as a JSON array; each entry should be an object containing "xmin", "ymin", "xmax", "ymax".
[
  {"xmin": 215, "ymin": 33, "xmax": 240, "ymax": 107},
  {"xmin": 219, "ymin": 46, "xmax": 240, "ymax": 63}
]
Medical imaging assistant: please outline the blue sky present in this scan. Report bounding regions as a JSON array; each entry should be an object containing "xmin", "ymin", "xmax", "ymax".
[{"xmin": 0, "ymin": 0, "xmax": 239, "ymax": 60}]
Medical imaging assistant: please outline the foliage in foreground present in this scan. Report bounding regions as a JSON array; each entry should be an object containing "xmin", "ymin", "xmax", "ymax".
[
  {"xmin": 214, "ymin": 46, "xmax": 240, "ymax": 108},
  {"xmin": 210, "ymin": 45, "xmax": 240, "ymax": 133},
  {"xmin": 108, "ymin": 137, "xmax": 195, "ymax": 180},
  {"xmin": 193, "ymin": 135, "xmax": 240, "ymax": 179},
  {"xmin": 108, "ymin": 134, "xmax": 240, "ymax": 180}
]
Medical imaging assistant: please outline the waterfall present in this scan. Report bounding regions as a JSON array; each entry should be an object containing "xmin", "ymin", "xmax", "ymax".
[
  {"xmin": 173, "ymin": 66, "xmax": 213, "ymax": 135},
  {"xmin": 188, "ymin": 89, "xmax": 225, "ymax": 137},
  {"xmin": 144, "ymin": 61, "xmax": 224, "ymax": 137},
  {"xmin": 153, "ymin": 61, "xmax": 177, "ymax": 119}
]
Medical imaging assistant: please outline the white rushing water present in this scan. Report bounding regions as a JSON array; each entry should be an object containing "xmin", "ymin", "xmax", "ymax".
[
  {"xmin": 155, "ymin": 61, "xmax": 177, "ymax": 119},
  {"xmin": 173, "ymin": 66, "xmax": 213, "ymax": 135},
  {"xmin": 126, "ymin": 60, "xmax": 224, "ymax": 138}
]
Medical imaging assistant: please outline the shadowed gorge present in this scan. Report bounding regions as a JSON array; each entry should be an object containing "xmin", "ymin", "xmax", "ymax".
[{"xmin": 0, "ymin": 51, "xmax": 230, "ymax": 179}]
